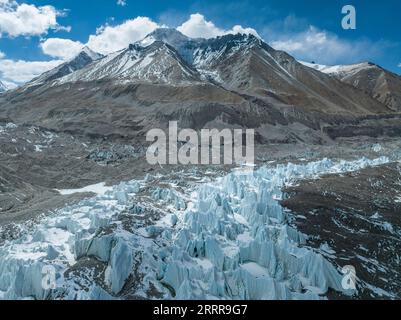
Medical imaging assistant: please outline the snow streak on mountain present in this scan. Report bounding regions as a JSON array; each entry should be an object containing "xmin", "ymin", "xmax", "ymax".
[
  {"xmin": 301, "ymin": 61, "xmax": 401, "ymax": 111},
  {"xmin": 27, "ymin": 47, "xmax": 104, "ymax": 87},
  {"xmin": 0, "ymin": 81, "xmax": 7, "ymax": 93}
]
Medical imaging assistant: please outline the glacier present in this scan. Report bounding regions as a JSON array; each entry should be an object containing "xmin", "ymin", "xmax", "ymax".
[{"xmin": 0, "ymin": 156, "xmax": 391, "ymax": 300}]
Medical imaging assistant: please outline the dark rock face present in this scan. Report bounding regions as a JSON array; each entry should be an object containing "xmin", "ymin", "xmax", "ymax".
[
  {"xmin": 304, "ymin": 61, "xmax": 401, "ymax": 112},
  {"xmin": 281, "ymin": 163, "xmax": 401, "ymax": 299},
  {"xmin": 335, "ymin": 63, "xmax": 401, "ymax": 112},
  {"xmin": 26, "ymin": 47, "xmax": 104, "ymax": 87},
  {"xmin": 37, "ymin": 52, "xmax": 94, "ymax": 83}
]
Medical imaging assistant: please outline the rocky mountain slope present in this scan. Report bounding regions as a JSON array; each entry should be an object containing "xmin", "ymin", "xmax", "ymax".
[
  {"xmin": 0, "ymin": 29, "xmax": 400, "ymax": 144},
  {"xmin": 26, "ymin": 47, "xmax": 104, "ymax": 88},
  {"xmin": 139, "ymin": 29, "xmax": 391, "ymax": 116},
  {"xmin": 302, "ymin": 61, "xmax": 401, "ymax": 112},
  {"xmin": 57, "ymin": 41, "xmax": 202, "ymax": 85}
]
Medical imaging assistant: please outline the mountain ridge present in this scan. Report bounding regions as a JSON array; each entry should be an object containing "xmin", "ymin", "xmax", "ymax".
[
  {"xmin": 26, "ymin": 46, "xmax": 104, "ymax": 88},
  {"xmin": 301, "ymin": 61, "xmax": 401, "ymax": 111},
  {"xmin": 24, "ymin": 29, "xmax": 393, "ymax": 117},
  {"xmin": 56, "ymin": 40, "xmax": 202, "ymax": 85},
  {"xmin": 1, "ymin": 28, "xmax": 400, "ymax": 143}
]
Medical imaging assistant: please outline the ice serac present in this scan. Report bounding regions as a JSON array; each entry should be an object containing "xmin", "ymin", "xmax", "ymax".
[
  {"xmin": 301, "ymin": 61, "xmax": 401, "ymax": 112},
  {"xmin": 157, "ymin": 158, "xmax": 390, "ymax": 300},
  {"xmin": 0, "ymin": 156, "xmax": 391, "ymax": 300},
  {"xmin": 106, "ymin": 238, "xmax": 134, "ymax": 294},
  {"xmin": 27, "ymin": 47, "xmax": 104, "ymax": 87},
  {"xmin": 0, "ymin": 180, "xmax": 142, "ymax": 299}
]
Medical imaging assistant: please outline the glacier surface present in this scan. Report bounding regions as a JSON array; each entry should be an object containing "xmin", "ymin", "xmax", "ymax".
[{"xmin": 0, "ymin": 157, "xmax": 391, "ymax": 300}]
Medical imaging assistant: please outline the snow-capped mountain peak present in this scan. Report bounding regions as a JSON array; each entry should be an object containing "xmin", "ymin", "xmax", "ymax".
[
  {"xmin": 140, "ymin": 28, "xmax": 191, "ymax": 47},
  {"xmin": 17, "ymin": 27, "xmax": 400, "ymax": 113},
  {"xmin": 81, "ymin": 46, "xmax": 104, "ymax": 61},
  {"xmin": 139, "ymin": 28, "xmax": 202, "ymax": 65},
  {"xmin": 22, "ymin": 29, "xmax": 268, "ymax": 89},
  {"xmin": 55, "ymin": 31, "xmax": 264, "ymax": 86},
  {"xmin": 57, "ymin": 39, "xmax": 201, "ymax": 85},
  {"xmin": 300, "ymin": 61, "xmax": 377, "ymax": 77},
  {"xmin": 301, "ymin": 60, "xmax": 401, "ymax": 111},
  {"xmin": 27, "ymin": 47, "xmax": 104, "ymax": 87},
  {"xmin": 193, "ymin": 33, "xmax": 262, "ymax": 65},
  {"xmin": 138, "ymin": 28, "xmax": 262, "ymax": 66}
]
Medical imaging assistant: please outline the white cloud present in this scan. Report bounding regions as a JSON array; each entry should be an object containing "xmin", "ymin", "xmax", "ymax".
[
  {"xmin": 116, "ymin": 0, "xmax": 127, "ymax": 6},
  {"xmin": 0, "ymin": 51, "xmax": 5, "ymax": 59},
  {"xmin": 0, "ymin": 0, "xmax": 66, "ymax": 37},
  {"xmin": 86, "ymin": 13, "xmax": 258, "ymax": 55},
  {"xmin": 177, "ymin": 13, "xmax": 223, "ymax": 38},
  {"xmin": 270, "ymin": 26, "xmax": 385, "ymax": 65},
  {"xmin": 86, "ymin": 17, "xmax": 159, "ymax": 54},
  {"xmin": 177, "ymin": 13, "xmax": 259, "ymax": 39},
  {"xmin": 40, "ymin": 38, "xmax": 83, "ymax": 60},
  {"xmin": 39, "ymin": 13, "xmax": 259, "ymax": 59},
  {"xmin": 398, "ymin": 63, "xmax": 401, "ymax": 68},
  {"xmin": 229, "ymin": 25, "xmax": 260, "ymax": 37},
  {"xmin": 0, "ymin": 58, "xmax": 62, "ymax": 84}
]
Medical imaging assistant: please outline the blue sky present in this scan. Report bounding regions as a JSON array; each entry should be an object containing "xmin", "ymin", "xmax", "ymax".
[{"xmin": 0, "ymin": 0, "xmax": 400, "ymax": 86}]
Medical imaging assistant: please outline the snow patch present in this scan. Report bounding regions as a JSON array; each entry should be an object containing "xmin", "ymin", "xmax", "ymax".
[{"xmin": 56, "ymin": 182, "xmax": 113, "ymax": 196}]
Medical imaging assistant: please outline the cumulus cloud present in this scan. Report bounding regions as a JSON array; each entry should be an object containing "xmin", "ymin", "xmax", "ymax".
[
  {"xmin": 0, "ymin": 0, "xmax": 67, "ymax": 37},
  {"xmin": 229, "ymin": 25, "xmax": 260, "ymax": 37},
  {"xmin": 0, "ymin": 51, "xmax": 5, "ymax": 59},
  {"xmin": 82, "ymin": 12, "xmax": 259, "ymax": 55},
  {"xmin": 177, "ymin": 13, "xmax": 223, "ymax": 38},
  {"xmin": 86, "ymin": 17, "xmax": 159, "ymax": 54},
  {"xmin": 269, "ymin": 25, "xmax": 386, "ymax": 65},
  {"xmin": 0, "ymin": 58, "xmax": 62, "ymax": 85},
  {"xmin": 40, "ymin": 38, "xmax": 84, "ymax": 60},
  {"xmin": 398, "ymin": 63, "xmax": 401, "ymax": 68},
  {"xmin": 177, "ymin": 13, "xmax": 259, "ymax": 39}
]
